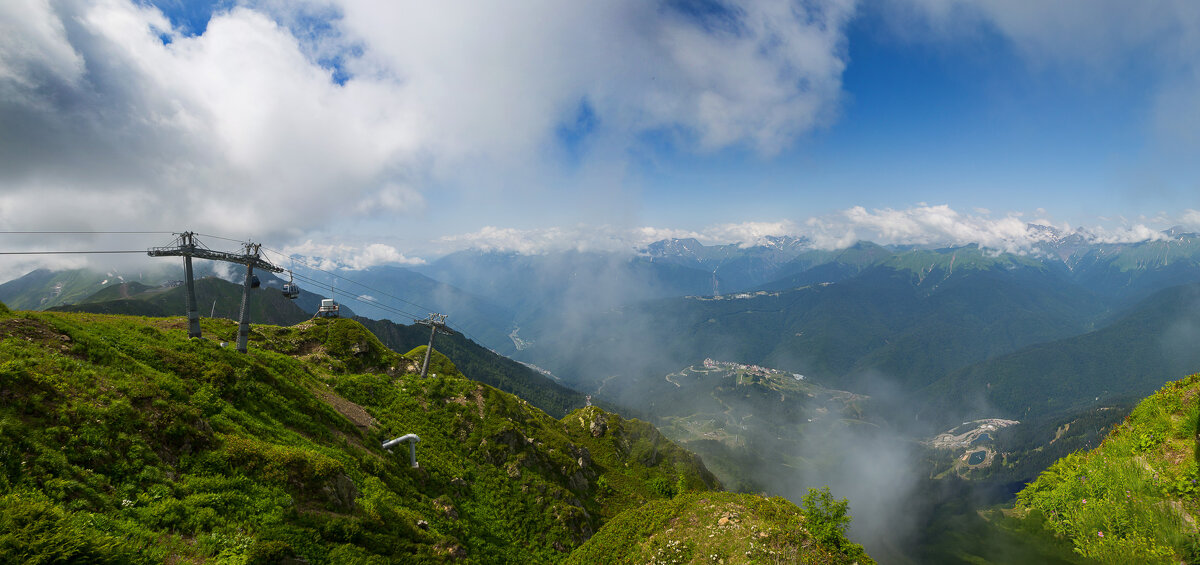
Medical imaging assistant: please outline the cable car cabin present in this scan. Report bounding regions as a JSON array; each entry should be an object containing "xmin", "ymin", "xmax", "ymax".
[
  {"xmin": 250, "ymin": 275, "xmax": 261, "ymax": 288},
  {"xmin": 281, "ymin": 283, "xmax": 300, "ymax": 299},
  {"xmin": 317, "ymin": 298, "xmax": 340, "ymax": 318}
]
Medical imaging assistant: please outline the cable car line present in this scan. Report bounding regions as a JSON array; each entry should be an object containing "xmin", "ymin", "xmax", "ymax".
[
  {"xmin": 0, "ymin": 231, "xmax": 174, "ymax": 235},
  {"xmin": 261, "ymin": 246, "xmax": 438, "ymax": 315},
  {"xmin": 2, "ymin": 232, "xmax": 484, "ymax": 347},
  {"xmin": 0, "ymin": 250, "xmax": 147, "ymax": 254}
]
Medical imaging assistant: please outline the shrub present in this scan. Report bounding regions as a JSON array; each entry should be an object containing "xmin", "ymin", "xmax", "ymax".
[{"xmin": 801, "ymin": 487, "xmax": 852, "ymax": 548}]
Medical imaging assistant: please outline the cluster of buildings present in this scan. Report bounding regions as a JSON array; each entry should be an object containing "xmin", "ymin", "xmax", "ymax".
[{"xmin": 701, "ymin": 358, "xmax": 805, "ymax": 381}]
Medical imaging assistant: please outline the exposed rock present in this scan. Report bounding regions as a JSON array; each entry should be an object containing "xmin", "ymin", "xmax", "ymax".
[
  {"xmin": 568, "ymin": 470, "xmax": 589, "ymax": 492},
  {"xmin": 589, "ymin": 413, "xmax": 608, "ymax": 438},
  {"xmin": 434, "ymin": 496, "xmax": 460, "ymax": 520},
  {"xmin": 434, "ymin": 542, "xmax": 467, "ymax": 560},
  {"xmin": 321, "ymin": 474, "xmax": 358, "ymax": 513}
]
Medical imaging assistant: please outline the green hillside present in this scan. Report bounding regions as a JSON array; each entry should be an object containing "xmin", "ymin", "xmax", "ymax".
[
  {"xmin": 0, "ymin": 269, "xmax": 138, "ymax": 311},
  {"xmin": 1013, "ymin": 373, "xmax": 1200, "ymax": 563},
  {"xmin": 46, "ymin": 273, "xmax": 586, "ymax": 420},
  {"xmin": 1067, "ymin": 236, "xmax": 1200, "ymax": 306},
  {"xmin": 566, "ymin": 490, "xmax": 873, "ymax": 565},
  {"xmin": 923, "ymin": 282, "xmax": 1200, "ymax": 423},
  {"xmin": 0, "ymin": 305, "xmax": 720, "ymax": 562},
  {"xmin": 50, "ymin": 277, "xmax": 313, "ymax": 326},
  {"xmin": 354, "ymin": 317, "xmax": 587, "ymax": 419},
  {"xmin": 0, "ymin": 302, "xmax": 873, "ymax": 563}
]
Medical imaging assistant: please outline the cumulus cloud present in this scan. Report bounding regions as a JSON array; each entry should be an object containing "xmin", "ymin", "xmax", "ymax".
[
  {"xmin": 1087, "ymin": 224, "xmax": 1169, "ymax": 244},
  {"xmin": 704, "ymin": 220, "xmax": 801, "ymax": 247},
  {"xmin": 0, "ymin": 0, "xmax": 855, "ymax": 255},
  {"xmin": 812, "ymin": 205, "xmax": 1039, "ymax": 252},
  {"xmin": 280, "ymin": 240, "xmax": 424, "ymax": 270}
]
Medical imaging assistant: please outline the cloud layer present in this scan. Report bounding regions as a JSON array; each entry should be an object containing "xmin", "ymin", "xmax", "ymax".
[
  {"xmin": 0, "ymin": 0, "xmax": 855, "ymax": 240},
  {"xmin": 437, "ymin": 204, "xmax": 1191, "ymax": 256}
]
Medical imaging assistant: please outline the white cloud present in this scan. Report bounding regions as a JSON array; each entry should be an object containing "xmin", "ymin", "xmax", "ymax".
[
  {"xmin": 437, "ymin": 221, "xmax": 807, "ymax": 255},
  {"xmin": 433, "ymin": 206, "xmax": 1190, "ymax": 258},
  {"xmin": 280, "ymin": 240, "xmax": 424, "ymax": 270},
  {"xmin": 888, "ymin": 1, "xmax": 1197, "ymax": 69},
  {"xmin": 0, "ymin": 0, "xmax": 856, "ymax": 259},
  {"xmin": 437, "ymin": 225, "xmax": 637, "ymax": 255},
  {"xmin": 807, "ymin": 205, "xmax": 1038, "ymax": 252},
  {"xmin": 703, "ymin": 221, "xmax": 800, "ymax": 247},
  {"xmin": 1182, "ymin": 209, "xmax": 1200, "ymax": 229},
  {"xmin": 1087, "ymin": 224, "xmax": 1168, "ymax": 244}
]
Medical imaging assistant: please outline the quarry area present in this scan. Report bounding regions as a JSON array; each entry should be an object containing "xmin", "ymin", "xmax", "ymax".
[{"xmin": 927, "ymin": 418, "xmax": 1020, "ymax": 450}]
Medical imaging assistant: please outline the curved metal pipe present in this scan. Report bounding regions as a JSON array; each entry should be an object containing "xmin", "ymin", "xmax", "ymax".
[{"xmin": 382, "ymin": 434, "xmax": 420, "ymax": 468}]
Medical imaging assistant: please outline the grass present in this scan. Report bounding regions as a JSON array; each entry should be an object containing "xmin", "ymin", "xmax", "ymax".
[
  {"xmin": 0, "ymin": 306, "xmax": 738, "ymax": 563},
  {"xmin": 1014, "ymin": 373, "xmax": 1200, "ymax": 563},
  {"xmin": 565, "ymin": 490, "xmax": 873, "ymax": 565}
]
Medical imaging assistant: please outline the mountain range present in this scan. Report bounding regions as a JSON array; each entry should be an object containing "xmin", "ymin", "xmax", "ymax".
[
  {"xmin": 6, "ymin": 226, "xmax": 1200, "ymax": 562},
  {"xmin": 7, "ymin": 228, "xmax": 1200, "ymax": 430}
]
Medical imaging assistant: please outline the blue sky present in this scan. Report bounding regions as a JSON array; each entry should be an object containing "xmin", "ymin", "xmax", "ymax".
[
  {"xmin": 639, "ymin": 4, "xmax": 1162, "ymax": 226},
  {"xmin": 1, "ymin": 0, "xmax": 1198, "ymax": 271}
]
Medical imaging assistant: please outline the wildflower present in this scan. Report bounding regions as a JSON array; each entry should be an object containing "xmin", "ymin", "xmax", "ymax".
[
  {"xmin": 1098, "ymin": 531, "xmax": 1104, "ymax": 538},
  {"xmin": 1082, "ymin": 498, "xmax": 1087, "ymax": 504}
]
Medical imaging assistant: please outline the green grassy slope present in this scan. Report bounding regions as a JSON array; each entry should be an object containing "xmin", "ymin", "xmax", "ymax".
[
  {"xmin": 355, "ymin": 317, "xmax": 587, "ymax": 419},
  {"xmin": 50, "ymin": 277, "xmax": 313, "ymax": 326},
  {"xmin": 0, "ymin": 306, "xmax": 723, "ymax": 563},
  {"xmin": 1068, "ymin": 236, "xmax": 1200, "ymax": 306},
  {"xmin": 1013, "ymin": 374, "xmax": 1200, "ymax": 563},
  {"xmin": 0, "ymin": 269, "xmax": 117, "ymax": 310},
  {"xmin": 566, "ymin": 490, "xmax": 873, "ymax": 565},
  {"xmin": 47, "ymin": 273, "xmax": 588, "ymax": 420}
]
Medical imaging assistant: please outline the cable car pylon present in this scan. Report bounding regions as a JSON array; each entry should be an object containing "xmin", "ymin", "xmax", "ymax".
[
  {"xmin": 149, "ymin": 232, "xmax": 283, "ymax": 352},
  {"xmin": 415, "ymin": 313, "xmax": 451, "ymax": 377}
]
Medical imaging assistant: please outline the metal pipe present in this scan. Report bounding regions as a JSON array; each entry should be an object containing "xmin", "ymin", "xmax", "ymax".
[{"xmin": 382, "ymin": 434, "xmax": 420, "ymax": 468}]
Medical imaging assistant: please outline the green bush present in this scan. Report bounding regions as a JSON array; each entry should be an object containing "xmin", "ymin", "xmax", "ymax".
[{"xmin": 0, "ymin": 491, "xmax": 150, "ymax": 564}]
